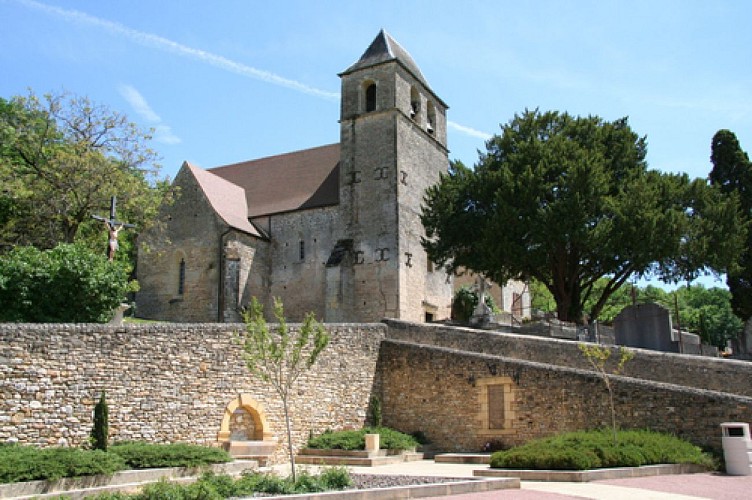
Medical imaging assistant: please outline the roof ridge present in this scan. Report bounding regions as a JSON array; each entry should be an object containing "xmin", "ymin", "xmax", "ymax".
[
  {"xmin": 183, "ymin": 162, "xmax": 262, "ymax": 237},
  {"xmin": 209, "ymin": 143, "xmax": 339, "ymax": 173}
]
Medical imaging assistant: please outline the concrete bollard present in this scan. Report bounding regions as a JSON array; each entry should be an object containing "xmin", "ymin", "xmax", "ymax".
[{"xmin": 364, "ymin": 433, "xmax": 380, "ymax": 455}]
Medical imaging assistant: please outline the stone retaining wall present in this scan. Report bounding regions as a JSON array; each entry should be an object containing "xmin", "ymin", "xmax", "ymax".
[
  {"xmin": 3, "ymin": 320, "xmax": 750, "ymax": 460},
  {"xmin": 0, "ymin": 323, "xmax": 385, "ymax": 463},
  {"xmin": 384, "ymin": 320, "xmax": 752, "ymax": 397},
  {"xmin": 377, "ymin": 340, "xmax": 752, "ymax": 454}
]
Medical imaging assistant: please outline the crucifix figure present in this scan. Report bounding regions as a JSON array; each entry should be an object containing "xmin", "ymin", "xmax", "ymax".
[{"xmin": 92, "ymin": 196, "xmax": 135, "ymax": 261}]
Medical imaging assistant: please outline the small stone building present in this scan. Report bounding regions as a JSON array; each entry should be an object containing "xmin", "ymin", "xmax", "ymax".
[{"xmin": 136, "ymin": 30, "xmax": 527, "ymax": 323}]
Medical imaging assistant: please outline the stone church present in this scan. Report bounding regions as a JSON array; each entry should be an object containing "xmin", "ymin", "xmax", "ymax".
[{"xmin": 136, "ymin": 30, "xmax": 529, "ymax": 323}]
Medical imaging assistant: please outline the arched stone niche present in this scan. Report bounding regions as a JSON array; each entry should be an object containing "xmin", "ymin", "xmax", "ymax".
[{"xmin": 217, "ymin": 394, "xmax": 275, "ymax": 446}]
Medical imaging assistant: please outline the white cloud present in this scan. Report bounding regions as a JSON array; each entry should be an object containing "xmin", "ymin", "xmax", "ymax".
[
  {"xmin": 153, "ymin": 124, "xmax": 181, "ymax": 145},
  {"xmin": 118, "ymin": 84, "xmax": 181, "ymax": 145},
  {"xmin": 118, "ymin": 84, "xmax": 160, "ymax": 122}
]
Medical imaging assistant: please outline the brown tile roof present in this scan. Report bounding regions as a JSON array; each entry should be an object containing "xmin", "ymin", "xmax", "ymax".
[
  {"xmin": 183, "ymin": 161, "xmax": 263, "ymax": 237},
  {"xmin": 209, "ymin": 143, "xmax": 340, "ymax": 218}
]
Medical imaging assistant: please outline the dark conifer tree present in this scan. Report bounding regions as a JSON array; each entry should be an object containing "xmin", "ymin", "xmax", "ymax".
[
  {"xmin": 91, "ymin": 391, "xmax": 109, "ymax": 452},
  {"xmin": 710, "ymin": 130, "xmax": 752, "ymax": 321}
]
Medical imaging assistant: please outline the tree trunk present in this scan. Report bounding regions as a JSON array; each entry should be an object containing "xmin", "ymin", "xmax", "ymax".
[{"xmin": 282, "ymin": 397, "xmax": 296, "ymax": 483}]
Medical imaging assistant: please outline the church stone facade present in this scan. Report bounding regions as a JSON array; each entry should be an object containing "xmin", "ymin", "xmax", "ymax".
[{"xmin": 137, "ymin": 30, "xmax": 522, "ymax": 323}]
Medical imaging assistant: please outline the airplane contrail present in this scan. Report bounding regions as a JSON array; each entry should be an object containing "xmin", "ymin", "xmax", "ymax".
[{"xmin": 16, "ymin": 0, "xmax": 493, "ymax": 139}]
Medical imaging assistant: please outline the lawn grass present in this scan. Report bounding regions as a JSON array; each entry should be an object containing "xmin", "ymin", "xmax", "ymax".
[{"xmin": 490, "ymin": 429, "xmax": 716, "ymax": 471}]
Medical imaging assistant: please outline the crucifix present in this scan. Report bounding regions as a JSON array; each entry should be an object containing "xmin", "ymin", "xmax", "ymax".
[{"xmin": 92, "ymin": 196, "xmax": 136, "ymax": 261}]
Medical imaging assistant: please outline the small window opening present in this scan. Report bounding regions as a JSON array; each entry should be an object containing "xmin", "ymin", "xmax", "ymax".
[
  {"xmin": 178, "ymin": 258, "xmax": 186, "ymax": 295},
  {"xmin": 365, "ymin": 83, "xmax": 376, "ymax": 112},
  {"xmin": 410, "ymin": 87, "xmax": 420, "ymax": 119},
  {"xmin": 299, "ymin": 240, "xmax": 305, "ymax": 261},
  {"xmin": 425, "ymin": 312, "xmax": 434, "ymax": 322},
  {"xmin": 427, "ymin": 101, "xmax": 436, "ymax": 134}
]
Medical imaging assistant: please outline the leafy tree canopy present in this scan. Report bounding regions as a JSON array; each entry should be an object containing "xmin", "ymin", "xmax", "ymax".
[
  {"xmin": 710, "ymin": 129, "xmax": 752, "ymax": 321},
  {"xmin": 422, "ymin": 109, "xmax": 745, "ymax": 323},
  {"xmin": 0, "ymin": 243, "xmax": 135, "ymax": 323},
  {"xmin": 0, "ymin": 90, "xmax": 170, "ymax": 266}
]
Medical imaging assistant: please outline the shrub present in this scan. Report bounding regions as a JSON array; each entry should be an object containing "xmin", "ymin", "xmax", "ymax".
[
  {"xmin": 0, "ymin": 243, "xmax": 134, "ymax": 323},
  {"xmin": 0, "ymin": 445, "xmax": 126, "ymax": 483},
  {"xmin": 307, "ymin": 427, "xmax": 418, "ymax": 451},
  {"xmin": 110, "ymin": 442, "xmax": 231, "ymax": 469},
  {"xmin": 370, "ymin": 427, "xmax": 419, "ymax": 450},
  {"xmin": 318, "ymin": 466, "xmax": 353, "ymax": 490},
  {"xmin": 490, "ymin": 429, "xmax": 715, "ymax": 471}
]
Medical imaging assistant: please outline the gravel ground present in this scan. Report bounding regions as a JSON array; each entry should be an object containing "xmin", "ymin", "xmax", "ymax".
[{"xmin": 350, "ymin": 474, "xmax": 463, "ymax": 489}]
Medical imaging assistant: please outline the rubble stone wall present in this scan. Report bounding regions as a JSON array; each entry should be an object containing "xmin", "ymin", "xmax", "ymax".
[
  {"xmin": 0, "ymin": 323, "xmax": 385, "ymax": 464},
  {"xmin": 377, "ymin": 340, "xmax": 752, "ymax": 454},
  {"xmin": 384, "ymin": 320, "xmax": 752, "ymax": 397}
]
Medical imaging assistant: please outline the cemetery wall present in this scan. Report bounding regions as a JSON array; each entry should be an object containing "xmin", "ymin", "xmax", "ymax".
[
  {"xmin": 0, "ymin": 323, "xmax": 385, "ymax": 463},
  {"xmin": 384, "ymin": 320, "xmax": 752, "ymax": 397},
  {"xmin": 378, "ymin": 340, "xmax": 752, "ymax": 454}
]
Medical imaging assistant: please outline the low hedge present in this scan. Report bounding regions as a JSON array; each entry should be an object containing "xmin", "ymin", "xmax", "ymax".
[
  {"xmin": 110, "ymin": 442, "xmax": 232, "ymax": 469},
  {"xmin": 490, "ymin": 429, "xmax": 716, "ymax": 471},
  {"xmin": 0, "ymin": 445, "xmax": 126, "ymax": 483},
  {"xmin": 307, "ymin": 427, "xmax": 419, "ymax": 451},
  {"xmin": 0, "ymin": 442, "xmax": 232, "ymax": 484}
]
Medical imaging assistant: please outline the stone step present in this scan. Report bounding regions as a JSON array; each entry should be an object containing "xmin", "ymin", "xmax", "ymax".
[
  {"xmin": 296, "ymin": 451, "xmax": 424, "ymax": 467},
  {"xmin": 435, "ymin": 453, "xmax": 492, "ymax": 464},
  {"xmin": 299, "ymin": 448, "xmax": 389, "ymax": 458}
]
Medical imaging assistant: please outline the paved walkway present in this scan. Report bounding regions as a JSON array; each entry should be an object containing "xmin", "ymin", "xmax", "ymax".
[{"xmin": 335, "ymin": 460, "xmax": 752, "ymax": 500}]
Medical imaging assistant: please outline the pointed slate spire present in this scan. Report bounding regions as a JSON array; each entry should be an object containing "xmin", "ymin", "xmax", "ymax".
[{"xmin": 341, "ymin": 29, "xmax": 429, "ymax": 87}]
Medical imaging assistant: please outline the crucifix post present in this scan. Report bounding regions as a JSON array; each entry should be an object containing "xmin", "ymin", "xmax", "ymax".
[{"xmin": 92, "ymin": 196, "xmax": 136, "ymax": 261}]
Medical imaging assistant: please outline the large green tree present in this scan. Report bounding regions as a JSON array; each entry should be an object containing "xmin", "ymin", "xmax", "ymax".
[
  {"xmin": 422, "ymin": 109, "xmax": 744, "ymax": 324},
  {"xmin": 0, "ymin": 90, "xmax": 169, "ymax": 264},
  {"xmin": 709, "ymin": 129, "xmax": 752, "ymax": 321}
]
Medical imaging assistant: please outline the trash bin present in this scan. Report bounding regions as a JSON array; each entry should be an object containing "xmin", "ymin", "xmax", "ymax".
[{"xmin": 721, "ymin": 422, "xmax": 752, "ymax": 476}]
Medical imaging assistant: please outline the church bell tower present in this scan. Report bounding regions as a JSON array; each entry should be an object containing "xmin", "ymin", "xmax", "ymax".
[{"xmin": 332, "ymin": 30, "xmax": 452, "ymax": 322}]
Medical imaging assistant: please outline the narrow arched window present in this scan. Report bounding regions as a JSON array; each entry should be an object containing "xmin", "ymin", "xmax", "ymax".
[{"xmin": 365, "ymin": 83, "xmax": 376, "ymax": 112}]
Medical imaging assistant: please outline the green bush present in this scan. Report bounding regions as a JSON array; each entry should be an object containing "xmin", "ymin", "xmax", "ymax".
[
  {"xmin": 307, "ymin": 427, "xmax": 418, "ymax": 451},
  {"xmin": 110, "ymin": 442, "xmax": 232, "ymax": 469},
  {"xmin": 0, "ymin": 445, "xmax": 126, "ymax": 483},
  {"xmin": 318, "ymin": 466, "xmax": 353, "ymax": 490},
  {"xmin": 0, "ymin": 243, "xmax": 134, "ymax": 323},
  {"xmin": 490, "ymin": 429, "xmax": 716, "ymax": 470}
]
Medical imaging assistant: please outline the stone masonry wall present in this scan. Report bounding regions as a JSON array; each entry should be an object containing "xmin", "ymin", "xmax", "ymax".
[
  {"xmin": 384, "ymin": 320, "xmax": 752, "ymax": 398},
  {"xmin": 0, "ymin": 323, "xmax": 385, "ymax": 464},
  {"xmin": 377, "ymin": 340, "xmax": 752, "ymax": 454}
]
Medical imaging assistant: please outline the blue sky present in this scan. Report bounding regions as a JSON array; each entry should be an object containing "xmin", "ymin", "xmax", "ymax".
[{"xmin": 2, "ymin": 0, "xmax": 751, "ymax": 287}]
